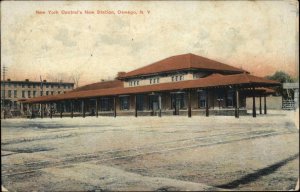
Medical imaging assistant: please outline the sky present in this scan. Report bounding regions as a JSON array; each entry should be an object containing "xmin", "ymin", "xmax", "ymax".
[{"xmin": 1, "ymin": 0, "xmax": 299, "ymax": 86}]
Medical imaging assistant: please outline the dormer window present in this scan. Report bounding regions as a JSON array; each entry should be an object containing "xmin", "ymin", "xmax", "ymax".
[
  {"xmin": 150, "ymin": 77, "xmax": 159, "ymax": 84},
  {"xmin": 129, "ymin": 80, "xmax": 139, "ymax": 87},
  {"xmin": 172, "ymin": 75, "xmax": 184, "ymax": 82}
]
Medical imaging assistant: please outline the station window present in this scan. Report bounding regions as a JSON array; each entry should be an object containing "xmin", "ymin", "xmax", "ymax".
[
  {"xmin": 226, "ymin": 91, "xmax": 234, "ymax": 107},
  {"xmin": 136, "ymin": 95, "xmax": 144, "ymax": 111},
  {"xmin": 198, "ymin": 91, "xmax": 206, "ymax": 108},
  {"xmin": 28, "ymin": 91, "xmax": 31, "ymax": 98},
  {"xmin": 120, "ymin": 96, "xmax": 130, "ymax": 110},
  {"xmin": 33, "ymin": 91, "xmax": 36, "ymax": 97},
  {"xmin": 8, "ymin": 90, "xmax": 12, "ymax": 98},
  {"xmin": 14, "ymin": 90, "xmax": 17, "ymax": 98},
  {"xmin": 22, "ymin": 91, "xmax": 25, "ymax": 98},
  {"xmin": 171, "ymin": 93, "xmax": 185, "ymax": 109},
  {"xmin": 100, "ymin": 97, "xmax": 113, "ymax": 111}
]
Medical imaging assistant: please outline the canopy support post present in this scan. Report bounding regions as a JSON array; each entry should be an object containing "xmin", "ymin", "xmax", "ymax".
[
  {"xmin": 235, "ymin": 88, "xmax": 239, "ymax": 118},
  {"xmin": 206, "ymin": 90, "xmax": 209, "ymax": 117},
  {"xmin": 113, "ymin": 96, "xmax": 117, "ymax": 117},
  {"xmin": 264, "ymin": 95, "xmax": 267, "ymax": 114},
  {"xmin": 60, "ymin": 102, "xmax": 63, "ymax": 118},
  {"xmin": 71, "ymin": 100, "xmax": 74, "ymax": 118},
  {"xmin": 135, "ymin": 95, "xmax": 138, "ymax": 117},
  {"xmin": 82, "ymin": 100, "xmax": 85, "ymax": 118},
  {"xmin": 188, "ymin": 89, "xmax": 192, "ymax": 118},
  {"xmin": 96, "ymin": 98, "xmax": 99, "ymax": 118},
  {"xmin": 252, "ymin": 86, "xmax": 256, "ymax": 118},
  {"xmin": 259, "ymin": 96, "xmax": 262, "ymax": 114}
]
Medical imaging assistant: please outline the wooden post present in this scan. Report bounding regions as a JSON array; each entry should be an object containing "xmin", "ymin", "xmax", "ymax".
[
  {"xmin": 95, "ymin": 98, "xmax": 99, "ymax": 117},
  {"xmin": 134, "ymin": 95, "xmax": 138, "ymax": 117},
  {"xmin": 206, "ymin": 90, "xmax": 209, "ymax": 117},
  {"xmin": 113, "ymin": 96, "xmax": 117, "ymax": 117},
  {"xmin": 82, "ymin": 100, "xmax": 85, "ymax": 118},
  {"xmin": 50, "ymin": 103, "xmax": 53, "ymax": 119},
  {"xmin": 224, "ymin": 89, "xmax": 228, "ymax": 108},
  {"xmin": 40, "ymin": 103, "xmax": 43, "ymax": 119},
  {"xmin": 188, "ymin": 89, "xmax": 192, "ymax": 118},
  {"xmin": 31, "ymin": 104, "xmax": 34, "ymax": 119},
  {"xmin": 158, "ymin": 94, "xmax": 162, "ymax": 117},
  {"xmin": 264, "ymin": 95, "xmax": 267, "ymax": 114},
  {"xmin": 212, "ymin": 89, "xmax": 215, "ymax": 109},
  {"xmin": 71, "ymin": 100, "xmax": 74, "ymax": 118},
  {"xmin": 174, "ymin": 94, "xmax": 177, "ymax": 115},
  {"xmin": 259, "ymin": 96, "xmax": 262, "ymax": 114},
  {"xmin": 252, "ymin": 86, "xmax": 256, "ymax": 118},
  {"xmin": 39, "ymin": 103, "xmax": 42, "ymax": 118},
  {"xmin": 60, "ymin": 102, "xmax": 63, "ymax": 118},
  {"xmin": 235, "ymin": 89, "xmax": 239, "ymax": 118}
]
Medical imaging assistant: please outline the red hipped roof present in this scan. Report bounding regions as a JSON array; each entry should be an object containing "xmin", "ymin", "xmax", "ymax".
[{"xmin": 119, "ymin": 53, "xmax": 247, "ymax": 78}]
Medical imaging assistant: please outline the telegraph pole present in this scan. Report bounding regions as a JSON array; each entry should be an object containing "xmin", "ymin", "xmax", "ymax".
[
  {"xmin": 39, "ymin": 75, "xmax": 44, "ymax": 117},
  {"xmin": 2, "ymin": 65, "xmax": 7, "ymax": 119}
]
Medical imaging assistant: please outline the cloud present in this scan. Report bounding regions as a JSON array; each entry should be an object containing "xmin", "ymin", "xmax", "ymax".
[{"xmin": 54, "ymin": 28, "xmax": 77, "ymax": 47}]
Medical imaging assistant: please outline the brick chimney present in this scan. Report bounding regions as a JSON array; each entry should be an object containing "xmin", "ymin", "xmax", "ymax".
[{"xmin": 117, "ymin": 72, "xmax": 126, "ymax": 77}]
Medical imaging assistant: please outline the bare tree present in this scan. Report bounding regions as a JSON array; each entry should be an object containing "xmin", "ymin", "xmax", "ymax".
[
  {"xmin": 70, "ymin": 70, "xmax": 82, "ymax": 88},
  {"xmin": 45, "ymin": 72, "xmax": 71, "ymax": 82}
]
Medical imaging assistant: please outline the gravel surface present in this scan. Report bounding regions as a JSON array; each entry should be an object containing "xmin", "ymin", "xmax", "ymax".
[{"xmin": 1, "ymin": 110, "xmax": 299, "ymax": 191}]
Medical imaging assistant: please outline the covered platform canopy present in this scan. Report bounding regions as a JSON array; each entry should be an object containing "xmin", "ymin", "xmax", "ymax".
[
  {"xmin": 20, "ymin": 72, "xmax": 280, "ymax": 119},
  {"xmin": 22, "ymin": 73, "xmax": 279, "ymax": 104}
]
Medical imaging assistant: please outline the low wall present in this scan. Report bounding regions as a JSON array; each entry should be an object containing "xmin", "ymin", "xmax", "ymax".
[{"xmin": 37, "ymin": 109, "xmax": 248, "ymax": 118}]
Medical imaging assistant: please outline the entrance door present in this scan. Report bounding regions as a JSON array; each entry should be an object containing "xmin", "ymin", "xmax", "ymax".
[
  {"xmin": 175, "ymin": 97, "xmax": 181, "ymax": 115},
  {"xmin": 153, "ymin": 101, "xmax": 158, "ymax": 112},
  {"xmin": 149, "ymin": 95, "xmax": 158, "ymax": 116}
]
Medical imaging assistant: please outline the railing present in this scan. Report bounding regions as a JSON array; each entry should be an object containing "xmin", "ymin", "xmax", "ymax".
[{"xmin": 282, "ymin": 99, "xmax": 295, "ymax": 110}]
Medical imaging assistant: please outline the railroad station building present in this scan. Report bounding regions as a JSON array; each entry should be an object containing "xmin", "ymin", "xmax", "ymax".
[{"xmin": 21, "ymin": 53, "xmax": 280, "ymax": 118}]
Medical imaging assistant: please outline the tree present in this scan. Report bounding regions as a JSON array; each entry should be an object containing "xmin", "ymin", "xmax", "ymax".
[
  {"xmin": 70, "ymin": 70, "xmax": 82, "ymax": 88},
  {"xmin": 266, "ymin": 71, "xmax": 295, "ymax": 98}
]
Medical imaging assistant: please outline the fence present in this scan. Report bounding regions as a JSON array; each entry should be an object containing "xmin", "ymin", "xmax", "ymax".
[{"xmin": 282, "ymin": 99, "xmax": 295, "ymax": 110}]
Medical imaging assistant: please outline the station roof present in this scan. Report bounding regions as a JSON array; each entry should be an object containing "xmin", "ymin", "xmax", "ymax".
[
  {"xmin": 22, "ymin": 73, "xmax": 279, "ymax": 104},
  {"xmin": 70, "ymin": 80, "xmax": 123, "ymax": 92},
  {"xmin": 118, "ymin": 53, "xmax": 248, "ymax": 79}
]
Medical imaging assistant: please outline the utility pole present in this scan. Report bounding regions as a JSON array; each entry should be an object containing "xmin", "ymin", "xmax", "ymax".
[
  {"xmin": 39, "ymin": 75, "xmax": 43, "ymax": 117},
  {"xmin": 2, "ymin": 66, "xmax": 7, "ymax": 119}
]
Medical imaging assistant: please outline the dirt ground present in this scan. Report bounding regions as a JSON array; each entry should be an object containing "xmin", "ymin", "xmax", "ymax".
[{"xmin": 1, "ymin": 110, "xmax": 299, "ymax": 191}]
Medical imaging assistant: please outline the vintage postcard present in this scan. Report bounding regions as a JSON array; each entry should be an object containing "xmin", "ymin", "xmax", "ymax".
[{"xmin": 1, "ymin": 0, "xmax": 299, "ymax": 191}]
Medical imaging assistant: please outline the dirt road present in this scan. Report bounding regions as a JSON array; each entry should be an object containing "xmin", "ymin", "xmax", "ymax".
[{"xmin": 1, "ymin": 111, "xmax": 299, "ymax": 191}]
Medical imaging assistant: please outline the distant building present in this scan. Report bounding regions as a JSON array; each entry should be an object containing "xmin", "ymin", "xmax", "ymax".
[{"xmin": 1, "ymin": 79, "xmax": 74, "ymax": 112}]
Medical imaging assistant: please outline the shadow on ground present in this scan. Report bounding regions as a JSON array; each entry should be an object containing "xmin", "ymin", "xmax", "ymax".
[{"xmin": 216, "ymin": 153, "xmax": 299, "ymax": 189}]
